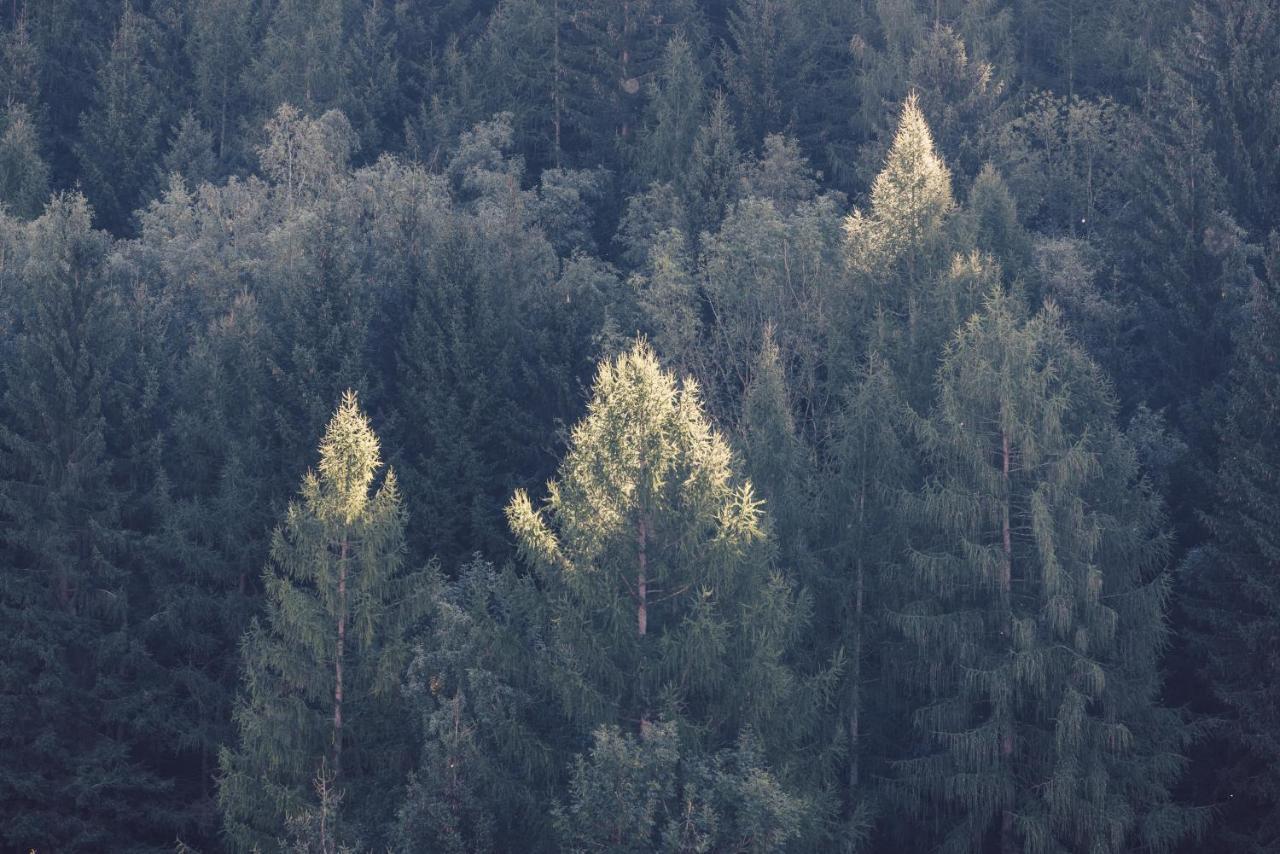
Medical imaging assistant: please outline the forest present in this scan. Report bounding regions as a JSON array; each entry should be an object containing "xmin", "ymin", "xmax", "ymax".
[{"xmin": 0, "ymin": 0, "xmax": 1278, "ymax": 851}]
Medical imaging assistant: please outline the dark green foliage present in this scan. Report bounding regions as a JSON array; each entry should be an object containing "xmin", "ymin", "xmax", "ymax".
[
  {"xmin": 1183, "ymin": 234, "xmax": 1280, "ymax": 852},
  {"xmin": 0, "ymin": 3, "xmax": 1277, "ymax": 850},
  {"xmin": 0, "ymin": 195, "xmax": 174, "ymax": 850},
  {"xmin": 890, "ymin": 290, "xmax": 1195, "ymax": 853},
  {"xmin": 75, "ymin": 4, "xmax": 168, "ymax": 233},
  {"xmin": 0, "ymin": 103, "xmax": 49, "ymax": 218}
]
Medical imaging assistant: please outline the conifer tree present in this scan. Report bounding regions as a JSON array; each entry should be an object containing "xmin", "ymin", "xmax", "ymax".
[
  {"xmin": 159, "ymin": 110, "xmax": 218, "ymax": 189},
  {"xmin": 844, "ymin": 93, "xmax": 954, "ymax": 265},
  {"xmin": 186, "ymin": 0, "xmax": 254, "ymax": 164},
  {"xmin": 640, "ymin": 33, "xmax": 707, "ymax": 186},
  {"xmin": 1184, "ymin": 232, "xmax": 1280, "ymax": 852},
  {"xmin": 555, "ymin": 720, "xmax": 808, "ymax": 853},
  {"xmin": 75, "ymin": 2, "xmax": 167, "ymax": 232},
  {"xmin": 0, "ymin": 102, "xmax": 49, "ymax": 218},
  {"xmin": 0, "ymin": 194, "xmax": 171, "ymax": 850},
  {"xmin": 218, "ymin": 391, "xmax": 428, "ymax": 851},
  {"xmin": 681, "ymin": 92, "xmax": 742, "ymax": 244},
  {"xmin": 506, "ymin": 340, "xmax": 811, "ymax": 759},
  {"xmin": 889, "ymin": 288, "xmax": 1193, "ymax": 853}
]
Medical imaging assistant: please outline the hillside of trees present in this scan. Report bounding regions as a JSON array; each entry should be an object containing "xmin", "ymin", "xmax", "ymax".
[{"xmin": 1, "ymin": 1, "xmax": 1278, "ymax": 851}]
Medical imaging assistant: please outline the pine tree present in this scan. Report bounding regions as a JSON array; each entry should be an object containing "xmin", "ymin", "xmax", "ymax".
[
  {"xmin": 395, "ymin": 559, "xmax": 564, "ymax": 853},
  {"xmin": 888, "ymin": 288, "xmax": 1195, "ymax": 853},
  {"xmin": 218, "ymin": 391, "xmax": 428, "ymax": 851},
  {"xmin": 506, "ymin": 340, "xmax": 812, "ymax": 760},
  {"xmin": 253, "ymin": 0, "xmax": 349, "ymax": 118},
  {"xmin": 844, "ymin": 93, "xmax": 954, "ymax": 265},
  {"xmin": 159, "ymin": 110, "xmax": 218, "ymax": 189},
  {"xmin": 0, "ymin": 8, "xmax": 40, "ymax": 110},
  {"xmin": 554, "ymin": 720, "xmax": 808, "ymax": 852}
]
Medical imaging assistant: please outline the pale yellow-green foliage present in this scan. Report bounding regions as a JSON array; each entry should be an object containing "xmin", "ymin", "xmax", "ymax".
[
  {"xmin": 310, "ymin": 388, "xmax": 383, "ymax": 525},
  {"xmin": 844, "ymin": 93, "xmax": 954, "ymax": 267},
  {"xmin": 506, "ymin": 339, "xmax": 763, "ymax": 581}
]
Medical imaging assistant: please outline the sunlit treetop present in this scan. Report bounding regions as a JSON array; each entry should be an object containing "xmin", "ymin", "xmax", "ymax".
[{"xmin": 844, "ymin": 93, "xmax": 954, "ymax": 263}]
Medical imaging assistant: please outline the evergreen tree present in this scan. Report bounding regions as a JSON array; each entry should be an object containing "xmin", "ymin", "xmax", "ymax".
[
  {"xmin": 1183, "ymin": 233, "xmax": 1280, "ymax": 852},
  {"xmin": 0, "ymin": 102, "xmax": 49, "ymax": 218},
  {"xmin": 0, "ymin": 9, "xmax": 41, "ymax": 110},
  {"xmin": 640, "ymin": 32, "xmax": 707, "ymax": 186},
  {"xmin": 159, "ymin": 110, "xmax": 218, "ymax": 189},
  {"xmin": 218, "ymin": 391, "xmax": 428, "ymax": 851},
  {"xmin": 506, "ymin": 341, "xmax": 815, "ymax": 774},
  {"xmin": 888, "ymin": 288, "xmax": 1195, "ymax": 853},
  {"xmin": 395, "ymin": 559, "xmax": 565, "ymax": 853},
  {"xmin": 186, "ymin": 0, "xmax": 255, "ymax": 165},
  {"xmin": 253, "ymin": 0, "xmax": 350, "ymax": 118},
  {"xmin": 75, "ymin": 3, "xmax": 167, "ymax": 232},
  {"xmin": 555, "ymin": 720, "xmax": 808, "ymax": 852},
  {"xmin": 681, "ymin": 91, "xmax": 742, "ymax": 245},
  {"xmin": 0, "ymin": 194, "xmax": 171, "ymax": 850}
]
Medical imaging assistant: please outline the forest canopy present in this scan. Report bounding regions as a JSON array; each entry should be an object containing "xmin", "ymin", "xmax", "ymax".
[{"xmin": 1, "ymin": 0, "xmax": 1278, "ymax": 851}]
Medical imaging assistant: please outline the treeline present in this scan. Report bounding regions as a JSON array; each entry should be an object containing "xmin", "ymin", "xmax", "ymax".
[{"xmin": 0, "ymin": 0, "xmax": 1278, "ymax": 852}]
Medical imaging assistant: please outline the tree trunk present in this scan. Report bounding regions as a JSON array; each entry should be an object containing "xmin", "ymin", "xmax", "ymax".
[
  {"xmin": 637, "ymin": 513, "xmax": 648, "ymax": 732},
  {"xmin": 553, "ymin": 0, "xmax": 562, "ymax": 167},
  {"xmin": 1000, "ymin": 428, "xmax": 1016, "ymax": 854},
  {"xmin": 334, "ymin": 536, "xmax": 348, "ymax": 782}
]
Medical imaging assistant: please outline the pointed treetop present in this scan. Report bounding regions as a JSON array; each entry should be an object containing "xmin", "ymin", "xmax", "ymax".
[
  {"xmin": 846, "ymin": 93, "xmax": 954, "ymax": 257},
  {"xmin": 314, "ymin": 389, "xmax": 382, "ymax": 524}
]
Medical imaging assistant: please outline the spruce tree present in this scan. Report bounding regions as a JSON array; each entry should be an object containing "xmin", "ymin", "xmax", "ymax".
[
  {"xmin": 186, "ymin": 0, "xmax": 255, "ymax": 164},
  {"xmin": 889, "ymin": 288, "xmax": 1194, "ymax": 853},
  {"xmin": 75, "ymin": 2, "xmax": 167, "ymax": 232},
  {"xmin": 640, "ymin": 33, "xmax": 707, "ymax": 186},
  {"xmin": 218, "ymin": 391, "xmax": 428, "ymax": 851},
  {"xmin": 506, "ymin": 340, "xmax": 813, "ymax": 766},
  {"xmin": 1184, "ymin": 232, "xmax": 1280, "ymax": 852},
  {"xmin": 0, "ymin": 103, "xmax": 49, "ymax": 218},
  {"xmin": 0, "ymin": 194, "xmax": 171, "ymax": 850}
]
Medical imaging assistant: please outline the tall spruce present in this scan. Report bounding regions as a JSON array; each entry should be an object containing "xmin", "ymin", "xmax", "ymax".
[
  {"xmin": 218, "ymin": 391, "xmax": 427, "ymax": 851},
  {"xmin": 1183, "ymin": 233, "xmax": 1280, "ymax": 852},
  {"xmin": 505, "ymin": 341, "xmax": 816, "ymax": 780},
  {"xmin": 889, "ymin": 288, "xmax": 1195, "ymax": 853},
  {"xmin": 0, "ymin": 195, "xmax": 172, "ymax": 850}
]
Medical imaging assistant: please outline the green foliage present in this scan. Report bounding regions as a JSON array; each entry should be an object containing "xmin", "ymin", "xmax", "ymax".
[
  {"xmin": 506, "ymin": 341, "xmax": 808, "ymax": 744},
  {"xmin": 1184, "ymin": 233, "xmax": 1280, "ymax": 852},
  {"xmin": 555, "ymin": 721, "xmax": 808, "ymax": 853},
  {"xmin": 0, "ymin": 195, "xmax": 174, "ymax": 850},
  {"xmin": 75, "ymin": 3, "xmax": 168, "ymax": 232},
  {"xmin": 0, "ymin": 103, "xmax": 49, "ymax": 218},
  {"xmin": 890, "ymin": 289, "xmax": 1195, "ymax": 853},
  {"xmin": 218, "ymin": 391, "xmax": 429, "ymax": 851}
]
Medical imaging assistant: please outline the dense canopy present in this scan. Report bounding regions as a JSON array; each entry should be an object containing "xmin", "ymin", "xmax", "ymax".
[{"xmin": 0, "ymin": 1, "xmax": 1277, "ymax": 851}]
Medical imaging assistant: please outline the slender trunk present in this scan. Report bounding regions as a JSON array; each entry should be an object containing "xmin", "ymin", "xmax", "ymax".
[
  {"xmin": 849, "ymin": 473, "xmax": 867, "ymax": 797},
  {"xmin": 553, "ymin": 0, "xmax": 562, "ymax": 167},
  {"xmin": 334, "ymin": 537, "xmax": 348, "ymax": 782},
  {"xmin": 1000, "ymin": 428, "xmax": 1015, "ymax": 854},
  {"xmin": 219, "ymin": 74, "xmax": 228, "ymax": 158},
  {"xmin": 850, "ymin": 555, "xmax": 863, "ymax": 791},
  {"xmin": 637, "ymin": 514, "xmax": 648, "ymax": 732}
]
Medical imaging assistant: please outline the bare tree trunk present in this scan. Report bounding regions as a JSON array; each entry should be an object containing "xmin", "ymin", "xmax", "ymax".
[
  {"xmin": 1000, "ymin": 428, "xmax": 1016, "ymax": 854},
  {"xmin": 334, "ymin": 537, "xmax": 348, "ymax": 783},
  {"xmin": 553, "ymin": 0, "xmax": 562, "ymax": 167},
  {"xmin": 637, "ymin": 514, "xmax": 649, "ymax": 733}
]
